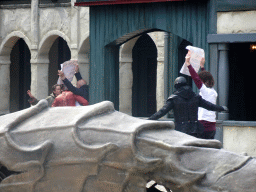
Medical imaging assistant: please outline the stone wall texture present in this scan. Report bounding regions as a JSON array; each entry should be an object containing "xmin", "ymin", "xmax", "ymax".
[{"xmin": 217, "ymin": 10, "xmax": 256, "ymax": 34}]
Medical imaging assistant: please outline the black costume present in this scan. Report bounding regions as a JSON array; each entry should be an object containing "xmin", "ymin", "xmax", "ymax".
[{"xmin": 149, "ymin": 77, "xmax": 225, "ymax": 138}]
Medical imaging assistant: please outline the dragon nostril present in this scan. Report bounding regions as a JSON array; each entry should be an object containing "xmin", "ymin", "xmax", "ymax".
[
  {"xmin": 0, "ymin": 165, "xmax": 21, "ymax": 183},
  {"xmin": 0, "ymin": 172, "xmax": 6, "ymax": 182}
]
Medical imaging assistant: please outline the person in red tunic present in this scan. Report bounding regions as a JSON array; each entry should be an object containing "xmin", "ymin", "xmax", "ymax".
[{"xmin": 51, "ymin": 86, "xmax": 89, "ymax": 107}]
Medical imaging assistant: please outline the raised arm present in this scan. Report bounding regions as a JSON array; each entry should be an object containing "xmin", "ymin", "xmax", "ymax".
[
  {"xmin": 58, "ymin": 70, "xmax": 84, "ymax": 96},
  {"xmin": 74, "ymin": 64, "xmax": 83, "ymax": 81},
  {"xmin": 27, "ymin": 90, "xmax": 39, "ymax": 105},
  {"xmin": 185, "ymin": 53, "xmax": 203, "ymax": 89},
  {"xmin": 200, "ymin": 57, "xmax": 205, "ymax": 71}
]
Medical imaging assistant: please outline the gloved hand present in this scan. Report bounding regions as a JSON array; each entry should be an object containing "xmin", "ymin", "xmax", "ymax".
[{"xmin": 222, "ymin": 106, "xmax": 229, "ymax": 112}]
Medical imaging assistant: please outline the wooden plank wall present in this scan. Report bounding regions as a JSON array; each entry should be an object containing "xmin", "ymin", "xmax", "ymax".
[{"xmin": 89, "ymin": 1, "xmax": 209, "ymax": 106}]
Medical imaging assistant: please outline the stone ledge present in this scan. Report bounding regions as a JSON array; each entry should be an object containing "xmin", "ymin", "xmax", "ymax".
[
  {"xmin": 39, "ymin": 2, "xmax": 71, "ymax": 8},
  {"xmin": 146, "ymin": 118, "xmax": 256, "ymax": 128},
  {"xmin": 0, "ymin": 3, "xmax": 71, "ymax": 9},
  {"xmin": 0, "ymin": 4, "xmax": 30, "ymax": 9},
  {"xmin": 222, "ymin": 120, "xmax": 256, "ymax": 127}
]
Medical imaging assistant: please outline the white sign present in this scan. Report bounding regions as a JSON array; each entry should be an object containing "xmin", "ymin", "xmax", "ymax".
[
  {"xmin": 180, "ymin": 46, "xmax": 205, "ymax": 76},
  {"xmin": 57, "ymin": 60, "xmax": 78, "ymax": 85}
]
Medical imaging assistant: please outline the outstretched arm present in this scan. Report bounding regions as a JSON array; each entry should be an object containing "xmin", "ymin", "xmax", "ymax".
[
  {"xmin": 199, "ymin": 96, "xmax": 226, "ymax": 112},
  {"xmin": 27, "ymin": 90, "xmax": 39, "ymax": 105},
  {"xmin": 148, "ymin": 99, "xmax": 174, "ymax": 120}
]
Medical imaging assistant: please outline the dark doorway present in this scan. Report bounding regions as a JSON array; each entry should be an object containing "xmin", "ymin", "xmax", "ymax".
[
  {"xmin": 48, "ymin": 37, "xmax": 71, "ymax": 94},
  {"xmin": 228, "ymin": 43, "xmax": 256, "ymax": 121},
  {"xmin": 132, "ymin": 34, "xmax": 157, "ymax": 117},
  {"xmin": 178, "ymin": 39, "xmax": 193, "ymax": 87},
  {"xmin": 10, "ymin": 39, "xmax": 31, "ymax": 112}
]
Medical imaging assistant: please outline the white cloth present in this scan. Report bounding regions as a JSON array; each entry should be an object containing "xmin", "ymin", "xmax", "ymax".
[
  {"xmin": 180, "ymin": 46, "xmax": 205, "ymax": 76},
  {"xmin": 57, "ymin": 60, "xmax": 78, "ymax": 85},
  {"xmin": 75, "ymin": 101, "xmax": 81, "ymax": 106},
  {"xmin": 198, "ymin": 84, "xmax": 218, "ymax": 122}
]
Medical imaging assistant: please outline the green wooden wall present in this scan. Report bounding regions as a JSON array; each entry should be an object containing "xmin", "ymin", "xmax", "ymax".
[{"xmin": 89, "ymin": 1, "xmax": 209, "ymax": 108}]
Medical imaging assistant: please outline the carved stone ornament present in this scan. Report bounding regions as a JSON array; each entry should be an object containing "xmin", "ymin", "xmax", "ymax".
[{"xmin": 0, "ymin": 100, "xmax": 255, "ymax": 192}]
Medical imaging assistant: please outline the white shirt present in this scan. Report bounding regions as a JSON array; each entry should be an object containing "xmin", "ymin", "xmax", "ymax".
[{"xmin": 198, "ymin": 84, "xmax": 218, "ymax": 122}]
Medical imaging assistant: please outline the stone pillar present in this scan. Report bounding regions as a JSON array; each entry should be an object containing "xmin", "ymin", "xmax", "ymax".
[
  {"xmin": 155, "ymin": 32, "xmax": 165, "ymax": 111},
  {"xmin": 0, "ymin": 58, "xmax": 10, "ymax": 115},
  {"xmin": 31, "ymin": 0, "xmax": 39, "ymax": 46},
  {"xmin": 218, "ymin": 43, "xmax": 229, "ymax": 120},
  {"xmin": 71, "ymin": 0, "xmax": 79, "ymax": 56},
  {"xmin": 119, "ymin": 57, "xmax": 133, "ymax": 115},
  {"xmin": 30, "ymin": 62, "xmax": 49, "ymax": 100},
  {"xmin": 77, "ymin": 56, "xmax": 90, "ymax": 85},
  {"xmin": 156, "ymin": 58, "xmax": 165, "ymax": 111},
  {"xmin": 164, "ymin": 32, "xmax": 170, "ymax": 101}
]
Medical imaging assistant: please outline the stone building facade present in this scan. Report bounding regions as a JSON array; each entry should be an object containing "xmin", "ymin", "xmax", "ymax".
[
  {"xmin": 0, "ymin": 0, "xmax": 167, "ymax": 116},
  {"xmin": 0, "ymin": 0, "xmax": 90, "ymax": 114}
]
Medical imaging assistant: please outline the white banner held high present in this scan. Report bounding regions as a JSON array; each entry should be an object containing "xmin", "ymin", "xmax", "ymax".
[
  {"xmin": 57, "ymin": 60, "xmax": 78, "ymax": 85},
  {"xmin": 180, "ymin": 46, "xmax": 205, "ymax": 76}
]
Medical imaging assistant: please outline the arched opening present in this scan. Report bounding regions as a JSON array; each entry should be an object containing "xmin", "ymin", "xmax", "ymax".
[
  {"xmin": 48, "ymin": 37, "xmax": 71, "ymax": 94},
  {"xmin": 132, "ymin": 34, "xmax": 157, "ymax": 117},
  {"xmin": 9, "ymin": 39, "xmax": 31, "ymax": 112}
]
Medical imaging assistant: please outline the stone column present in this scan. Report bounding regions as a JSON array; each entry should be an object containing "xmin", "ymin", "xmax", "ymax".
[
  {"xmin": 164, "ymin": 32, "xmax": 170, "ymax": 101},
  {"xmin": 71, "ymin": 0, "xmax": 79, "ymax": 56},
  {"xmin": 0, "ymin": 57, "xmax": 10, "ymax": 115},
  {"xmin": 218, "ymin": 43, "xmax": 229, "ymax": 120},
  {"xmin": 155, "ymin": 32, "xmax": 165, "ymax": 111},
  {"xmin": 31, "ymin": 0, "xmax": 39, "ymax": 46},
  {"xmin": 156, "ymin": 58, "xmax": 165, "ymax": 111},
  {"xmin": 30, "ymin": 62, "xmax": 49, "ymax": 100},
  {"xmin": 119, "ymin": 57, "xmax": 133, "ymax": 115},
  {"xmin": 77, "ymin": 56, "xmax": 90, "ymax": 85}
]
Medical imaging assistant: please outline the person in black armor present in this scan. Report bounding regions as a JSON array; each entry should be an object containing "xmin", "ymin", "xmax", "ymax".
[{"xmin": 148, "ymin": 76, "xmax": 228, "ymax": 138}]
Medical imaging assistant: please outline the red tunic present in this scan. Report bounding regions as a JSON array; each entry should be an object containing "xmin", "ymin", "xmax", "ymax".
[{"xmin": 52, "ymin": 91, "xmax": 89, "ymax": 107}]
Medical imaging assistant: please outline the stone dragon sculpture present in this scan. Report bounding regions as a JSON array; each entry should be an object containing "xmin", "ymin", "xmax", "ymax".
[{"xmin": 0, "ymin": 100, "xmax": 255, "ymax": 192}]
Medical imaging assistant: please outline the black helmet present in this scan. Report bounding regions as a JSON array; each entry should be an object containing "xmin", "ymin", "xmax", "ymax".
[{"xmin": 174, "ymin": 76, "xmax": 187, "ymax": 89}]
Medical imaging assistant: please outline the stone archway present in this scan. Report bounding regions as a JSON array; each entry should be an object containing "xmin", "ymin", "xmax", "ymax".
[
  {"xmin": 119, "ymin": 36, "xmax": 140, "ymax": 115},
  {"xmin": 119, "ymin": 32, "xmax": 166, "ymax": 116},
  {"xmin": 9, "ymin": 39, "xmax": 31, "ymax": 112},
  {"xmin": 132, "ymin": 34, "xmax": 157, "ymax": 117},
  {"xmin": 0, "ymin": 31, "xmax": 32, "ymax": 115},
  {"xmin": 48, "ymin": 37, "xmax": 71, "ymax": 94},
  {"xmin": 32, "ymin": 31, "xmax": 71, "ymax": 100},
  {"xmin": 147, "ymin": 32, "xmax": 166, "ymax": 111}
]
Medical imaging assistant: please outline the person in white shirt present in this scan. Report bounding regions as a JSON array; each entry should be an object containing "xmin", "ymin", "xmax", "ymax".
[{"xmin": 185, "ymin": 51, "xmax": 223, "ymax": 139}]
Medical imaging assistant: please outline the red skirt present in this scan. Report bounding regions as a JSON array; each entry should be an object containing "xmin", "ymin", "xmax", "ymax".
[{"xmin": 199, "ymin": 120, "xmax": 216, "ymax": 132}]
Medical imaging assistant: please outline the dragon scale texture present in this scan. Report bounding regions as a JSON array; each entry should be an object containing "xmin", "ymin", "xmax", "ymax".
[{"xmin": 0, "ymin": 100, "xmax": 255, "ymax": 192}]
